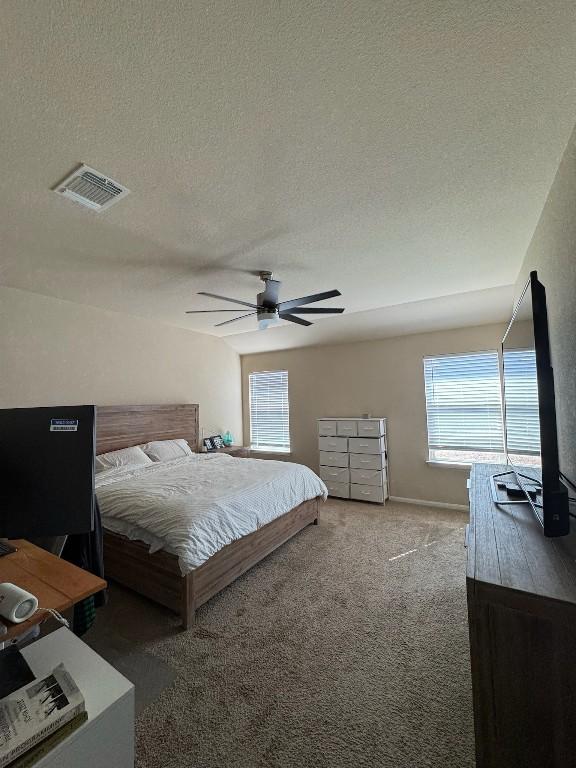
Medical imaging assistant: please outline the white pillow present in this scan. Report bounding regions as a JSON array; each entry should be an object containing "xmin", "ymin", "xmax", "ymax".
[
  {"xmin": 95, "ymin": 445, "xmax": 153, "ymax": 473},
  {"xmin": 141, "ymin": 439, "xmax": 193, "ymax": 462}
]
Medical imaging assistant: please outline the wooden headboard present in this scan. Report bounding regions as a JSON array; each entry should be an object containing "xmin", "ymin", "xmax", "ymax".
[{"xmin": 96, "ymin": 404, "xmax": 199, "ymax": 455}]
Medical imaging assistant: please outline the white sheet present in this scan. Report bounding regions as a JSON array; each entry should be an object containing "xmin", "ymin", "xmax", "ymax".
[{"xmin": 95, "ymin": 453, "xmax": 327, "ymax": 575}]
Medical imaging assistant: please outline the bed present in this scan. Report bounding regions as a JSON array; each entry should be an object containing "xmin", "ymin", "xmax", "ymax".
[{"xmin": 96, "ymin": 404, "xmax": 326, "ymax": 627}]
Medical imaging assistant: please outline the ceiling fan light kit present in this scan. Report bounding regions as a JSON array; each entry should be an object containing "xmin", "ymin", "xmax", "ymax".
[
  {"xmin": 257, "ymin": 309, "xmax": 279, "ymax": 331},
  {"xmin": 186, "ymin": 272, "xmax": 345, "ymax": 331}
]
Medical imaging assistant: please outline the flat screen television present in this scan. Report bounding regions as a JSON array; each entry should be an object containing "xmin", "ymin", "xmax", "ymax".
[
  {"xmin": 499, "ymin": 271, "xmax": 569, "ymax": 536},
  {"xmin": 0, "ymin": 405, "xmax": 95, "ymax": 539}
]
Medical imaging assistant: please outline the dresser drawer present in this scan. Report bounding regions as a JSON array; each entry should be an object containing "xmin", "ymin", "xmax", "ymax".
[
  {"xmin": 318, "ymin": 436, "xmax": 348, "ymax": 453},
  {"xmin": 349, "ymin": 453, "xmax": 384, "ymax": 470},
  {"xmin": 350, "ymin": 468, "xmax": 384, "ymax": 486},
  {"xmin": 324, "ymin": 480, "xmax": 350, "ymax": 499},
  {"xmin": 350, "ymin": 483, "xmax": 384, "ymax": 503},
  {"xmin": 348, "ymin": 437, "xmax": 385, "ymax": 454},
  {"xmin": 336, "ymin": 420, "xmax": 358, "ymax": 437},
  {"xmin": 319, "ymin": 451, "xmax": 349, "ymax": 467},
  {"xmin": 320, "ymin": 466, "xmax": 350, "ymax": 484},
  {"xmin": 318, "ymin": 420, "xmax": 337, "ymax": 436},
  {"xmin": 357, "ymin": 420, "xmax": 385, "ymax": 437}
]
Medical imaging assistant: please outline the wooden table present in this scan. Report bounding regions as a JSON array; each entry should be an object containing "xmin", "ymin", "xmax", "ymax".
[
  {"xmin": 214, "ymin": 445, "xmax": 251, "ymax": 458},
  {"xmin": 0, "ymin": 540, "xmax": 106, "ymax": 642},
  {"xmin": 467, "ymin": 463, "xmax": 576, "ymax": 768}
]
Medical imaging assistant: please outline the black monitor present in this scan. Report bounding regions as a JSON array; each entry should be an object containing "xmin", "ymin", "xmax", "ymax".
[
  {"xmin": 0, "ymin": 405, "xmax": 95, "ymax": 539},
  {"xmin": 499, "ymin": 272, "xmax": 569, "ymax": 537}
]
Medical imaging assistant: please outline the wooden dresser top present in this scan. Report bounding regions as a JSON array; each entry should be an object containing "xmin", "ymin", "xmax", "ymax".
[
  {"xmin": 0, "ymin": 539, "xmax": 106, "ymax": 641},
  {"xmin": 468, "ymin": 463, "xmax": 576, "ymax": 606}
]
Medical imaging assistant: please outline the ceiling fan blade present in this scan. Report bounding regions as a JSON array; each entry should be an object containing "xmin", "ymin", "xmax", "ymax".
[
  {"xmin": 198, "ymin": 291, "xmax": 259, "ymax": 309},
  {"xmin": 258, "ymin": 279, "xmax": 281, "ymax": 307},
  {"xmin": 214, "ymin": 312, "xmax": 257, "ymax": 327},
  {"xmin": 278, "ymin": 289, "xmax": 341, "ymax": 313},
  {"xmin": 287, "ymin": 307, "xmax": 345, "ymax": 314},
  {"xmin": 279, "ymin": 313, "xmax": 313, "ymax": 327},
  {"xmin": 185, "ymin": 309, "xmax": 254, "ymax": 313}
]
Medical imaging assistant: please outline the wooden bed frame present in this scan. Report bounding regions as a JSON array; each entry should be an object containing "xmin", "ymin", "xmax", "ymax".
[{"xmin": 97, "ymin": 404, "xmax": 320, "ymax": 628}]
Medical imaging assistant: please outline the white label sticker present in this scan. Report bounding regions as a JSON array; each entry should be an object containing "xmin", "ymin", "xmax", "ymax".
[{"xmin": 50, "ymin": 419, "xmax": 78, "ymax": 432}]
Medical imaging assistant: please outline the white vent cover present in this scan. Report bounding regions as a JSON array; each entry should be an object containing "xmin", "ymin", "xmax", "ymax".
[{"xmin": 54, "ymin": 165, "xmax": 130, "ymax": 211}]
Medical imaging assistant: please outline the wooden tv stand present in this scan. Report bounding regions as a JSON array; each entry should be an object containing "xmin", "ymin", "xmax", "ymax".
[{"xmin": 467, "ymin": 463, "xmax": 576, "ymax": 768}]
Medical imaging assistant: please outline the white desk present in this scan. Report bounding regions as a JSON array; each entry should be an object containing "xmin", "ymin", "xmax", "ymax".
[{"xmin": 21, "ymin": 628, "xmax": 134, "ymax": 767}]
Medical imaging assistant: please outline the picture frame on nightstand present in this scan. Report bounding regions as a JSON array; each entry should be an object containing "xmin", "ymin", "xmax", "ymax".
[{"xmin": 203, "ymin": 435, "xmax": 225, "ymax": 452}]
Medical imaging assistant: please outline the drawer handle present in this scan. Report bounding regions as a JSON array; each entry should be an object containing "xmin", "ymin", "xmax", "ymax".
[{"xmin": 361, "ymin": 490, "xmax": 371, "ymax": 495}]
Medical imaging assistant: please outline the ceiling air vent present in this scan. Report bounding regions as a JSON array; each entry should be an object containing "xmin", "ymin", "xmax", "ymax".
[{"xmin": 54, "ymin": 164, "xmax": 130, "ymax": 211}]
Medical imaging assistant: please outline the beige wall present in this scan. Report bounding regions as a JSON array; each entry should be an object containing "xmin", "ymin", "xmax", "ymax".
[
  {"xmin": 0, "ymin": 286, "xmax": 242, "ymax": 446},
  {"xmin": 514, "ymin": 125, "xmax": 576, "ymax": 486},
  {"xmin": 242, "ymin": 322, "xmax": 506, "ymax": 506}
]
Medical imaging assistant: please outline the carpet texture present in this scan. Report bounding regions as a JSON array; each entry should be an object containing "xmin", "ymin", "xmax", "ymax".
[{"xmin": 87, "ymin": 499, "xmax": 475, "ymax": 768}]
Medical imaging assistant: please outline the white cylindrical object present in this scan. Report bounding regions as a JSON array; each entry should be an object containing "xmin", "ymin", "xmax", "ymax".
[{"xmin": 0, "ymin": 583, "xmax": 39, "ymax": 623}]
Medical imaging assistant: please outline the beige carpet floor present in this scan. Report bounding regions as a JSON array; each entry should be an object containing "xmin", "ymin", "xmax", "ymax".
[{"xmin": 86, "ymin": 499, "xmax": 475, "ymax": 768}]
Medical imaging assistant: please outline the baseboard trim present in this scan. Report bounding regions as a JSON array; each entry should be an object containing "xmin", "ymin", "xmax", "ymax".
[{"xmin": 389, "ymin": 496, "xmax": 468, "ymax": 512}]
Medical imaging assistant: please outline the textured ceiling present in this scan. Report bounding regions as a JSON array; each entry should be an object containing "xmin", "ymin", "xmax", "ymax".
[{"xmin": 1, "ymin": 1, "xmax": 575, "ymax": 352}]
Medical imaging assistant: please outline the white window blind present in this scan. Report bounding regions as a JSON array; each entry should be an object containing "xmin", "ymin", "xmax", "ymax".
[
  {"xmin": 503, "ymin": 348, "xmax": 541, "ymax": 456},
  {"xmin": 423, "ymin": 352, "xmax": 504, "ymax": 459},
  {"xmin": 249, "ymin": 370, "xmax": 290, "ymax": 452}
]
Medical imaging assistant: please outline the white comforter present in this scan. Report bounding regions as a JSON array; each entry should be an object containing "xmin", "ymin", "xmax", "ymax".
[{"xmin": 95, "ymin": 453, "xmax": 327, "ymax": 574}]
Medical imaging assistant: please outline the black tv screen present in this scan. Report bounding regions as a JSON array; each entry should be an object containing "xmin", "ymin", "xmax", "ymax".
[
  {"xmin": 501, "ymin": 272, "xmax": 569, "ymax": 536},
  {"xmin": 0, "ymin": 405, "xmax": 95, "ymax": 539}
]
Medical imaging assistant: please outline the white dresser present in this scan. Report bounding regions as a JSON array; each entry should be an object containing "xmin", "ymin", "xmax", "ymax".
[
  {"xmin": 318, "ymin": 418, "xmax": 388, "ymax": 504},
  {"xmin": 21, "ymin": 627, "xmax": 134, "ymax": 768}
]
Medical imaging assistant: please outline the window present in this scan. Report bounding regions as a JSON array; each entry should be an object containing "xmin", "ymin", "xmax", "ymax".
[
  {"xmin": 249, "ymin": 370, "xmax": 290, "ymax": 452},
  {"xmin": 423, "ymin": 351, "xmax": 504, "ymax": 464},
  {"xmin": 502, "ymin": 348, "xmax": 541, "ymax": 466}
]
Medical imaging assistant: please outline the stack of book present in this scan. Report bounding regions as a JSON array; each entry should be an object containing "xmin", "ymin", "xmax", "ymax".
[{"xmin": 0, "ymin": 647, "xmax": 86, "ymax": 768}]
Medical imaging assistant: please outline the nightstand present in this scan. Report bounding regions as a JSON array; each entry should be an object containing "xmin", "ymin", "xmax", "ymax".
[{"xmin": 215, "ymin": 446, "xmax": 251, "ymax": 458}]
